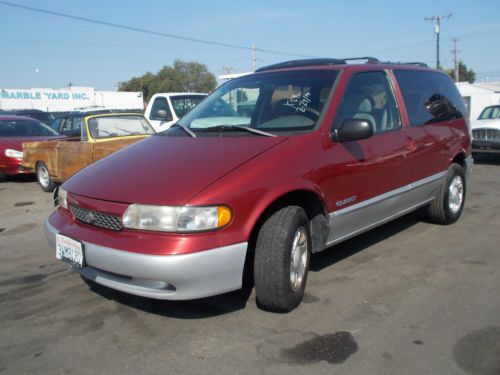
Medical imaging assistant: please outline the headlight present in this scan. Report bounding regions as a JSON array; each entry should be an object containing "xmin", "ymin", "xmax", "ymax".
[
  {"xmin": 57, "ymin": 187, "xmax": 68, "ymax": 210},
  {"xmin": 5, "ymin": 149, "xmax": 23, "ymax": 158},
  {"xmin": 122, "ymin": 204, "xmax": 232, "ymax": 232}
]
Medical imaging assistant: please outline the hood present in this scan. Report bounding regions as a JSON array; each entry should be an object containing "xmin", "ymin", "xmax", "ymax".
[
  {"xmin": 0, "ymin": 136, "xmax": 63, "ymax": 151},
  {"xmin": 471, "ymin": 119, "xmax": 500, "ymax": 130},
  {"xmin": 64, "ymin": 135, "xmax": 287, "ymax": 205}
]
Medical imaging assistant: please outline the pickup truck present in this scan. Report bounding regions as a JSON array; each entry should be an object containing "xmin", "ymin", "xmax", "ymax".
[
  {"xmin": 23, "ymin": 112, "xmax": 155, "ymax": 192},
  {"xmin": 144, "ymin": 92, "xmax": 207, "ymax": 132}
]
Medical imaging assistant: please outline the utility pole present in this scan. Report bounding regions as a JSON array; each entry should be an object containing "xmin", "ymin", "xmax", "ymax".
[
  {"xmin": 252, "ymin": 42, "xmax": 257, "ymax": 72},
  {"xmin": 425, "ymin": 13, "xmax": 452, "ymax": 70},
  {"xmin": 451, "ymin": 38, "xmax": 461, "ymax": 82},
  {"xmin": 222, "ymin": 66, "xmax": 233, "ymax": 75}
]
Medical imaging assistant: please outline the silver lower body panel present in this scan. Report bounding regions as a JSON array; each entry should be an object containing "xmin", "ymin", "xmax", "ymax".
[
  {"xmin": 45, "ymin": 220, "xmax": 248, "ymax": 300},
  {"xmin": 326, "ymin": 171, "xmax": 447, "ymax": 246}
]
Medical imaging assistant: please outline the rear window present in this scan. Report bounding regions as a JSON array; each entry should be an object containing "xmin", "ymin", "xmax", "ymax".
[
  {"xmin": 394, "ymin": 70, "xmax": 467, "ymax": 126},
  {"xmin": 170, "ymin": 95, "xmax": 206, "ymax": 118},
  {"xmin": 88, "ymin": 115, "xmax": 155, "ymax": 139}
]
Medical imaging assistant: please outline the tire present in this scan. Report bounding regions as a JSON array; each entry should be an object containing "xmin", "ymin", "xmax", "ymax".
[
  {"xmin": 428, "ymin": 163, "xmax": 466, "ymax": 225},
  {"xmin": 36, "ymin": 162, "xmax": 55, "ymax": 192},
  {"xmin": 254, "ymin": 206, "xmax": 311, "ymax": 312},
  {"xmin": 0, "ymin": 171, "xmax": 6, "ymax": 183}
]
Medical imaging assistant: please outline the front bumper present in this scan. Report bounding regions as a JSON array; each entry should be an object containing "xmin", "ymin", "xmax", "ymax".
[
  {"xmin": 0, "ymin": 160, "xmax": 32, "ymax": 175},
  {"xmin": 45, "ymin": 220, "xmax": 248, "ymax": 300},
  {"xmin": 472, "ymin": 140, "xmax": 500, "ymax": 153}
]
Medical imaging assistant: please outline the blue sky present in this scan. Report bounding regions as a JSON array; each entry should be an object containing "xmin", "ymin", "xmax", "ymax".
[{"xmin": 1, "ymin": 0, "xmax": 499, "ymax": 90}]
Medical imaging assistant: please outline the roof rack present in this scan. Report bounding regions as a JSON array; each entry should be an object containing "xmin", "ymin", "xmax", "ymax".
[
  {"xmin": 255, "ymin": 57, "xmax": 429, "ymax": 73},
  {"xmin": 377, "ymin": 61, "xmax": 429, "ymax": 67},
  {"xmin": 255, "ymin": 58, "xmax": 346, "ymax": 72},
  {"xmin": 342, "ymin": 56, "xmax": 380, "ymax": 63}
]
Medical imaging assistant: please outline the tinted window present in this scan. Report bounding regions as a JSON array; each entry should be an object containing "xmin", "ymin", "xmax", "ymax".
[
  {"xmin": 333, "ymin": 71, "xmax": 401, "ymax": 133},
  {"xmin": 170, "ymin": 95, "xmax": 206, "ymax": 118},
  {"xmin": 394, "ymin": 70, "xmax": 466, "ymax": 126},
  {"xmin": 0, "ymin": 119, "xmax": 60, "ymax": 137}
]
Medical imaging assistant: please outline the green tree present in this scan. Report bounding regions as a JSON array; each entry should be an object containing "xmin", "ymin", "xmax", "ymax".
[
  {"xmin": 118, "ymin": 60, "xmax": 216, "ymax": 102},
  {"xmin": 446, "ymin": 61, "xmax": 476, "ymax": 83}
]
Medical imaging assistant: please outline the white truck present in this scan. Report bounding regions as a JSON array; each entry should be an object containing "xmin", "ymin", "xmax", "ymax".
[{"xmin": 144, "ymin": 93, "xmax": 207, "ymax": 132}]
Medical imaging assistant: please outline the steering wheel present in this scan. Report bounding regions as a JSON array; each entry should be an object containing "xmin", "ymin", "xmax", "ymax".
[{"xmin": 302, "ymin": 107, "xmax": 320, "ymax": 120}]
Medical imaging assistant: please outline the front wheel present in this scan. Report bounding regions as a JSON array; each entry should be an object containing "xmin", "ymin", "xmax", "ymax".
[
  {"xmin": 254, "ymin": 206, "xmax": 311, "ymax": 312},
  {"xmin": 36, "ymin": 162, "xmax": 55, "ymax": 192},
  {"xmin": 428, "ymin": 163, "xmax": 466, "ymax": 225}
]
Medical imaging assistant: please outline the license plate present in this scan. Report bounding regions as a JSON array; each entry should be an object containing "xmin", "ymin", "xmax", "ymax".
[{"xmin": 56, "ymin": 234, "xmax": 84, "ymax": 269}]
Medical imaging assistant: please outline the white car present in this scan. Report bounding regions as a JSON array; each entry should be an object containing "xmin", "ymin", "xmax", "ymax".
[
  {"xmin": 471, "ymin": 105, "xmax": 500, "ymax": 154},
  {"xmin": 144, "ymin": 93, "xmax": 207, "ymax": 132}
]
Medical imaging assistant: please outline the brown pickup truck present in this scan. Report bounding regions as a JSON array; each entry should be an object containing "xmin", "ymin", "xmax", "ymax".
[{"xmin": 23, "ymin": 113, "xmax": 155, "ymax": 192}]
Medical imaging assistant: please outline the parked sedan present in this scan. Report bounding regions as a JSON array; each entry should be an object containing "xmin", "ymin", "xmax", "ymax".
[
  {"xmin": 471, "ymin": 105, "xmax": 500, "ymax": 154},
  {"xmin": 1, "ymin": 109, "xmax": 55, "ymax": 125},
  {"xmin": 23, "ymin": 113, "xmax": 155, "ymax": 191},
  {"xmin": 0, "ymin": 116, "xmax": 63, "ymax": 181}
]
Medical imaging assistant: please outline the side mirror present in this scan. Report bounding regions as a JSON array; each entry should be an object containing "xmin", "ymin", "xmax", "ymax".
[
  {"xmin": 332, "ymin": 119, "xmax": 373, "ymax": 142},
  {"xmin": 156, "ymin": 109, "xmax": 173, "ymax": 122}
]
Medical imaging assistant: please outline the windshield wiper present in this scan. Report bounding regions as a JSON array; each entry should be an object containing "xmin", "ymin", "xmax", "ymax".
[
  {"xmin": 170, "ymin": 123, "xmax": 196, "ymax": 138},
  {"xmin": 117, "ymin": 127, "xmax": 143, "ymax": 135},
  {"xmin": 198, "ymin": 125, "xmax": 276, "ymax": 137}
]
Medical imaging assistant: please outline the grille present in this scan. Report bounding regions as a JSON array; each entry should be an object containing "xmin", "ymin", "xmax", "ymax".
[
  {"xmin": 473, "ymin": 128, "xmax": 500, "ymax": 141},
  {"xmin": 70, "ymin": 205, "xmax": 122, "ymax": 231}
]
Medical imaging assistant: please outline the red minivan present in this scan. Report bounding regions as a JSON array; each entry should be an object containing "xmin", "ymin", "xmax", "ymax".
[{"xmin": 47, "ymin": 58, "xmax": 472, "ymax": 312}]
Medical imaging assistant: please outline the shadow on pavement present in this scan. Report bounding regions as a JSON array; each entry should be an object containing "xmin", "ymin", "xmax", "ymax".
[
  {"xmin": 310, "ymin": 209, "xmax": 425, "ymax": 272},
  {"xmin": 85, "ymin": 210, "xmax": 426, "ymax": 318},
  {"xmin": 85, "ymin": 278, "xmax": 254, "ymax": 319},
  {"xmin": 472, "ymin": 154, "xmax": 500, "ymax": 166},
  {"xmin": 1, "ymin": 174, "xmax": 37, "ymax": 184}
]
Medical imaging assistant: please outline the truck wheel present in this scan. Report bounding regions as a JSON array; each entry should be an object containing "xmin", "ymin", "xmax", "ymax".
[
  {"xmin": 36, "ymin": 162, "xmax": 55, "ymax": 192},
  {"xmin": 428, "ymin": 163, "xmax": 466, "ymax": 225},
  {"xmin": 254, "ymin": 206, "xmax": 311, "ymax": 312}
]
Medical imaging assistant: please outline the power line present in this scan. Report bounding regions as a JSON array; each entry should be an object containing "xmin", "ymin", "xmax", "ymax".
[{"xmin": 0, "ymin": 0, "xmax": 317, "ymax": 59}]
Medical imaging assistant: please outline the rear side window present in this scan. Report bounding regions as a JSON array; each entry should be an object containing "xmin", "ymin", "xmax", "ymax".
[{"xmin": 394, "ymin": 70, "xmax": 467, "ymax": 126}]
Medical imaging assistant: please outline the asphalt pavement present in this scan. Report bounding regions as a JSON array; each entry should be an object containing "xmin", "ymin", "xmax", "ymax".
[{"xmin": 0, "ymin": 156, "xmax": 499, "ymax": 375}]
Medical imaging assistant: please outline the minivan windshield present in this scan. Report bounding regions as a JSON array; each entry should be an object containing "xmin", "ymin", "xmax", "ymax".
[{"xmin": 176, "ymin": 70, "xmax": 338, "ymax": 136}]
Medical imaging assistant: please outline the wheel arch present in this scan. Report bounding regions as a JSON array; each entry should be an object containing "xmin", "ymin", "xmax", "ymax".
[
  {"xmin": 248, "ymin": 189, "xmax": 330, "ymax": 256},
  {"xmin": 451, "ymin": 151, "xmax": 467, "ymax": 169}
]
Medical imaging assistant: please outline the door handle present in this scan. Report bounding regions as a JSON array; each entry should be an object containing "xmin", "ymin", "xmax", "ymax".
[{"xmin": 405, "ymin": 137, "xmax": 415, "ymax": 151}]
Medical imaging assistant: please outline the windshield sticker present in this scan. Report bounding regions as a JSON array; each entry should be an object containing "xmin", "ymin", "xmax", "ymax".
[{"xmin": 283, "ymin": 92, "xmax": 312, "ymax": 113}]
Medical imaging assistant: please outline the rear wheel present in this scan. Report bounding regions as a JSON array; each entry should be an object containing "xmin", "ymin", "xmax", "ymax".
[
  {"xmin": 254, "ymin": 206, "xmax": 311, "ymax": 312},
  {"xmin": 428, "ymin": 163, "xmax": 466, "ymax": 224},
  {"xmin": 36, "ymin": 162, "xmax": 55, "ymax": 192}
]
